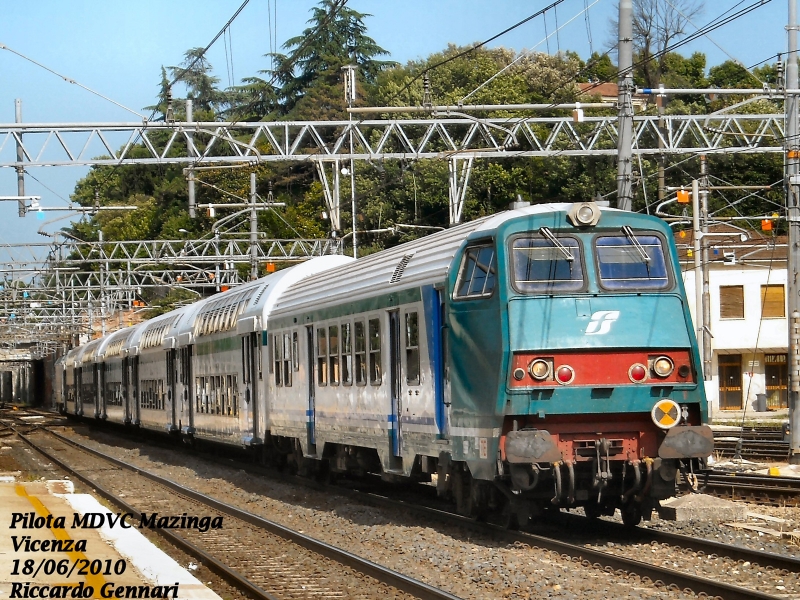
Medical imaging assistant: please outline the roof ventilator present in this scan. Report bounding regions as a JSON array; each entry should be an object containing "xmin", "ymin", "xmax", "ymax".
[{"xmin": 390, "ymin": 253, "xmax": 415, "ymax": 284}]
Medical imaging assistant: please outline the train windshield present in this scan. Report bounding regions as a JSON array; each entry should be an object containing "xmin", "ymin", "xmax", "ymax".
[
  {"xmin": 595, "ymin": 233, "xmax": 669, "ymax": 290},
  {"xmin": 511, "ymin": 236, "xmax": 584, "ymax": 293}
]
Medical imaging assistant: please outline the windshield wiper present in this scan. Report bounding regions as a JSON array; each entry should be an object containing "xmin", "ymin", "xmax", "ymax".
[
  {"xmin": 621, "ymin": 225, "xmax": 650, "ymax": 263},
  {"xmin": 539, "ymin": 227, "xmax": 574, "ymax": 261}
]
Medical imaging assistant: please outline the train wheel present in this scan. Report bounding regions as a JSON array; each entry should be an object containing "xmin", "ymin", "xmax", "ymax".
[
  {"xmin": 621, "ymin": 501, "xmax": 642, "ymax": 527},
  {"xmin": 500, "ymin": 501, "xmax": 520, "ymax": 530}
]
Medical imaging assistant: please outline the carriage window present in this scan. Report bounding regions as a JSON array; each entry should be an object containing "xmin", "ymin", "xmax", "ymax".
[
  {"xmin": 317, "ymin": 328, "xmax": 328, "ymax": 385},
  {"xmin": 369, "ymin": 318, "xmax": 382, "ymax": 385},
  {"xmin": 341, "ymin": 322, "xmax": 353, "ymax": 385},
  {"xmin": 355, "ymin": 320, "xmax": 367, "ymax": 386},
  {"xmin": 595, "ymin": 234, "xmax": 669, "ymax": 290},
  {"xmin": 273, "ymin": 334, "xmax": 282, "ymax": 386},
  {"xmin": 405, "ymin": 312, "xmax": 420, "ymax": 385},
  {"xmin": 292, "ymin": 331, "xmax": 300, "ymax": 371},
  {"xmin": 282, "ymin": 333, "xmax": 292, "ymax": 386},
  {"xmin": 512, "ymin": 236, "xmax": 584, "ymax": 293},
  {"xmin": 455, "ymin": 244, "xmax": 496, "ymax": 299},
  {"xmin": 329, "ymin": 325, "xmax": 340, "ymax": 385}
]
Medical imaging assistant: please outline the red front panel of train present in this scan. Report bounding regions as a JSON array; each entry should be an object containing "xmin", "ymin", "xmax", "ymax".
[{"xmin": 509, "ymin": 349, "xmax": 694, "ymax": 387}]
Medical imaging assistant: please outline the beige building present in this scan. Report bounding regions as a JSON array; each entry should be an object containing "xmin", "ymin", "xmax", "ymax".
[{"xmin": 680, "ymin": 235, "xmax": 788, "ymax": 417}]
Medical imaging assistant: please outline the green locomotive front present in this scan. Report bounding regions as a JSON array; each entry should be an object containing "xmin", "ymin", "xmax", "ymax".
[{"xmin": 444, "ymin": 202, "xmax": 712, "ymax": 526}]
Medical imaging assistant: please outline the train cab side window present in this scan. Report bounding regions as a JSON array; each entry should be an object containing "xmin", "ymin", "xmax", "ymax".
[
  {"xmin": 405, "ymin": 312, "xmax": 421, "ymax": 385},
  {"xmin": 595, "ymin": 234, "xmax": 670, "ymax": 290},
  {"xmin": 273, "ymin": 334, "xmax": 282, "ymax": 386},
  {"xmin": 368, "ymin": 318, "xmax": 382, "ymax": 385},
  {"xmin": 355, "ymin": 320, "xmax": 367, "ymax": 386},
  {"xmin": 317, "ymin": 328, "xmax": 328, "ymax": 385},
  {"xmin": 511, "ymin": 236, "xmax": 584, "ymax": 293},
  {"xmin": 329, "ymin": 325, "xmax": 340, "ymax": 385},
  {"xmin": 342, "ymin": 322, "xmax": 353, "ymax": 385},
  {"xmin": 282, "ymin": 333, "xmax": 292, "ymax": 386},
  {"xmin": 455, "ymin": 244, "xmax": 496, "ymax": 299}
]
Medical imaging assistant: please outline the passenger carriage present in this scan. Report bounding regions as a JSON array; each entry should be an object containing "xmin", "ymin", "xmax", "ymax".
[{"xmin": 169, "ymin": 254, "xmax": 352, "ymax": 446}]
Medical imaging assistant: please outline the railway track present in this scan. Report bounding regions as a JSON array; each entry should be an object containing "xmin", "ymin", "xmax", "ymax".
[
  {"xmin": 699, "ymin": 470, "xmax": 800, "ymax": 506},
  {"xmin": 13, "ymin": 426, "xmax": 459, "ymax": 600},
  {"xmin": 39, "ymin": 426, "xmax": 793, "ymax": 600}
]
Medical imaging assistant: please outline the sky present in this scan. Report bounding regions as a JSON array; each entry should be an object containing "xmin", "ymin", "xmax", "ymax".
[{"xmin": 0, "ymin": 0, "xmax": 790, "ymax": 262}]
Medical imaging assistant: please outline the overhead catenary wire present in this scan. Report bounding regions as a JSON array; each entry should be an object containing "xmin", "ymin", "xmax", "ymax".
[
  {"xmin": 385, "ymin": 0, "xmax": 564, "ymax": 106},
  {"xmin": 0, "ymin": 43, "xmax": 145, "ymax": 119}
]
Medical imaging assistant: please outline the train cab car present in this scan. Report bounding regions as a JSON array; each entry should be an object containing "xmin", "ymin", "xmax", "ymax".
[
  {"xmin": 174, "ymin": 254, "xmax": 352, "ymax": 447},
  {"xmin": 451, "ymin": 202, "xmax": 712, "ymax": 525}
]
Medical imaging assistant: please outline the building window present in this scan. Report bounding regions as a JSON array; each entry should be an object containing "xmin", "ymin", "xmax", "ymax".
[
  {"xmin": 761, "ymin": 284, "xmax": 785, "ymax": 318},
  {"xmin": 719, "ymin": 285, "xmax": 744, "ymax": 319}
]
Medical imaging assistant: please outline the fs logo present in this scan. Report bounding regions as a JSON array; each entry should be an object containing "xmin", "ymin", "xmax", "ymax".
[{"xmin": 585, "ymin": 310, "xmax": 620, "ymax": 335}]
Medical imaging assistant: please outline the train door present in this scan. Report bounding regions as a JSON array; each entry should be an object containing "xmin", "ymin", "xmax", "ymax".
[
  {"xmin": 76, "ymin": 366, "xmax": 83, "ymax": 416},
  {"xmin": 250, "ymin": 333, "xmax": 259, "ymax": 441},
  {"xmin": 185, "ymin": 345, "xmax": 194, "ymax": 432},
  {"xmin": 131, "ymin": 356, "xmax": 140, "ymax": 425},
  {"xmin": 388, "ymin": 311, "xmax": 402, "ymax": 457},
  {"xmin": 97, "ymin": 363, "xmax": 105, "ymax": 419},
  {"xmin": 122, "ymin": 357, "xmax": 130, "ymax": 424},
  {"xmin": 306, "ymin": 326, "xmax": 316, "ymax": 449},
  {"xmin": 242, "ymin": 333, "xmax": 259, "ymax": 443},
  {"xmin": 166, "ymin": 349, "xmax": 177, "ymax": 431},
  {"xmin": 92, "ymin": 364, "xmax": 99, "ymax": 417}
]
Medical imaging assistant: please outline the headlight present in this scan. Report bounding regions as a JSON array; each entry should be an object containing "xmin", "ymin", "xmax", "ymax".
[
  {"xmin": 652, "ymin": 356, "xmax": 674, "ymax": 377},
  {"xmin": 567, "ymin": 201, "xmax": 601, "ymax": 227},
  {"xmin": 528, "ymin": 359, "xmax": 552, "ymax": 380},
  {"xmin": 555, "ymin": 364, "xmax": 575, "ymax": 385}
]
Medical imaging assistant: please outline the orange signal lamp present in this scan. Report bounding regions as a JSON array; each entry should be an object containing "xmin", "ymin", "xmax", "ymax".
[
  {"xmin": 676, "ymin": 190, "xmax": 690, "ymax": 204},
  {"xmin": 762, "ymin": 219, "xmax": 773, "ymax": 232},
  {"xmin": 267, "ymin": 262, "xmax": 276, "ymax": 273}
]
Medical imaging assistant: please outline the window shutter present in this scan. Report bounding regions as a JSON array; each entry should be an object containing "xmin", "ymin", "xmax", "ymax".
[
  {"xmin": 761, "ymin": 284, "xmax": 785, "ymax": 318},
  {"xmin": 719, "ymin": 285, "xmax": 744, "ymax": 319}
]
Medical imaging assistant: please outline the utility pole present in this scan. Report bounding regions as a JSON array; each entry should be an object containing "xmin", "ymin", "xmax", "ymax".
[
  {"xmin": 787, "ymin": 0, "xmax": 800, "ymax": 463},
  {"xmin": 249, "ymin": 172, "xmax": 258, "ymax": 281},
  {"xmin": 616, "ymin": 0, "xmax": 634, "ymax": 211},
  {"xmin": 700, "ymin": 156, "xmax": 712, "ymax": 381},
  {"xmin": 187, "ymin": 100, "xmax": 196, "ymax": 219},
  {"xmin": 15, "ymin": 99, "xmax": 25, "ymax": 217},
  {"xmin": 343, "ymin": 64, "xmax": 358, "ymax": 257},
  {"xmin": 692, "ymin": 180, "xmax": 704, "ymax": 376}
]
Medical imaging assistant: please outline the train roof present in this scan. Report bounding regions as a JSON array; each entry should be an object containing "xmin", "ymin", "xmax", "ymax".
[
  {"xmin": 270, "ymin": 203, "xmax": 629, "ymax": 316},
  {"xmin": 171, "ymin": 254, "xmax": 353, "ymax": 344}
]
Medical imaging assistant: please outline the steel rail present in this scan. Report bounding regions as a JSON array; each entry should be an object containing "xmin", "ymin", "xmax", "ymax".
[
  {"xmin": 44, "ymin": 427, "xmax": 780, "ymax": 600},
  {"xmin": 14, "ymin": 428, "xmax": 280, "ymax": 600},
  {"xmin": 26, "ymin": 428, "xmax": 462, "ymax": 600},
  {"xmin": 352, "ymin": 491, "xmax": 780, "ymax": 600}
]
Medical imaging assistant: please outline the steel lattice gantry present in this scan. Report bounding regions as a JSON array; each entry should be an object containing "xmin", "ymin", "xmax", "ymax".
[
  {"xmin": 0, "ymin": 114, "xmax": 787, "ymax": 168},
  {"xmin": 0, "ymin": 235, "xmax": 342, "ymax": 352}
]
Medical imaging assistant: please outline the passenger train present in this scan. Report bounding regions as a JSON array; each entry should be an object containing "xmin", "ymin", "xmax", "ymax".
[{"xmin": 55, "ymin": 201, "xmax": 713, "ymax": 527}]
